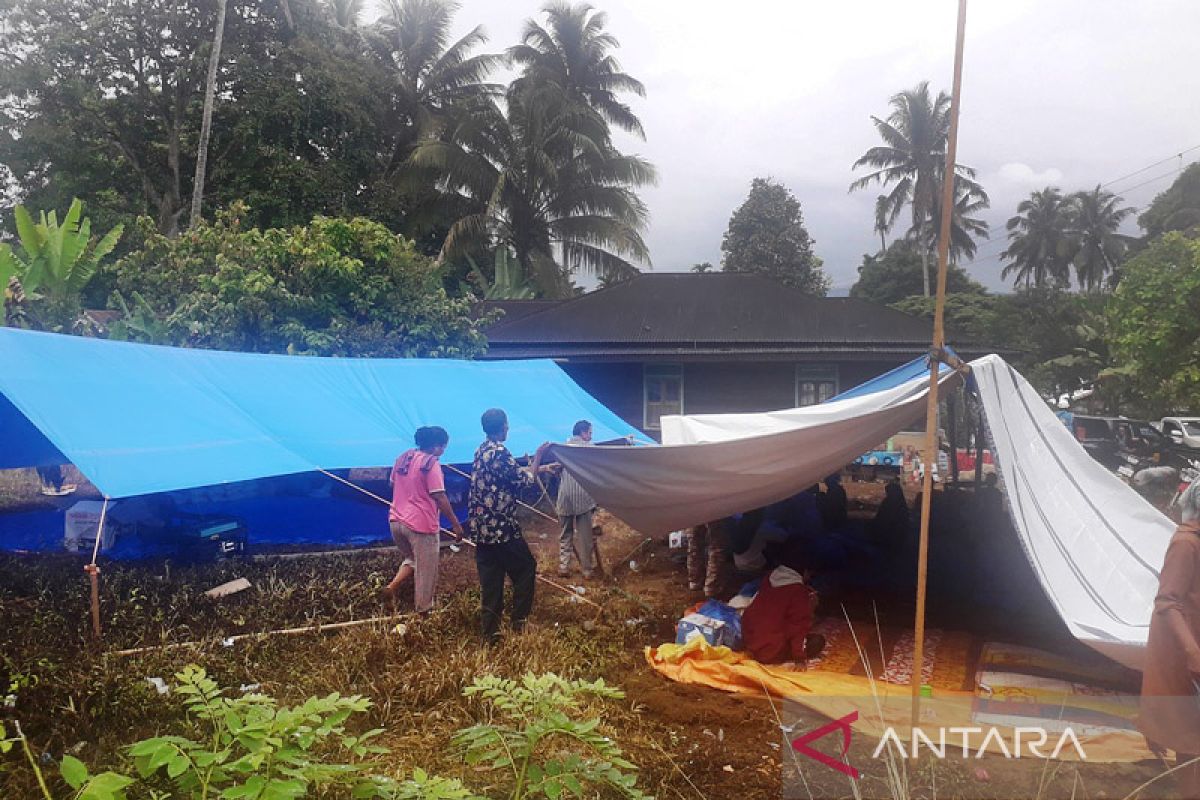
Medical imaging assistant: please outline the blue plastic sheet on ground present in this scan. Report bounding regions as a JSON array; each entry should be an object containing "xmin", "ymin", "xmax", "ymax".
[{"xmin": 0, "ymin": 328, "xmax": 640, "ymax": 500}]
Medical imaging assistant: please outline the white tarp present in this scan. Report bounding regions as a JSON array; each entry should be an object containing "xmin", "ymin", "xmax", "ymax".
[
  {"xmin": 970, "ymin": 355, "xmax": 1172, "ymax": 669},
  {"xmin": 552, "ymin": 368, "xmax": 960, "ymax": 534},
  {"xmin": 551, "ymin": 354, "xmax": 1173, "ymax": 668}
]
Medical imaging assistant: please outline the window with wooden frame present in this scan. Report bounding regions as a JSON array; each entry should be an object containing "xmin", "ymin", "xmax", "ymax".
[
  {"xmin": 643, "ymin": 364, "xmax": 683, "ymax": 429},
  {"xmin": 795, "ymin": 364, "xmax": 838, "ymax": 407}
]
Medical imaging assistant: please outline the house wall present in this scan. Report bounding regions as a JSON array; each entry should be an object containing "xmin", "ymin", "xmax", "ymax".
[{"xmin": 560, "ymin": 358, "xmax": 913, "ymax": 439}]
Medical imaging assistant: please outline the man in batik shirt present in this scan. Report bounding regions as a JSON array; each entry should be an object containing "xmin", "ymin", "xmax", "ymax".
[{"xmin": 468, "ymin": 408, "xmax": 550, "ymax": 644}]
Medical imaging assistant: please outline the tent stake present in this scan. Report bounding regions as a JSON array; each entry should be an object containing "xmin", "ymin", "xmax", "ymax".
[
  {"xmin": 913, "ymin": 0, "xmax": 968, "ymax": 733},
  {"xmin": 86, "ymin": 496, "xmax": 111, "ymax": 642}
]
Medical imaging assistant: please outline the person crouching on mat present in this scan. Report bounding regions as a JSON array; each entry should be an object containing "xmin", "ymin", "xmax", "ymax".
[{"xmin": 383, "ymin": 425, "xmax": 464, "ymax": 613}]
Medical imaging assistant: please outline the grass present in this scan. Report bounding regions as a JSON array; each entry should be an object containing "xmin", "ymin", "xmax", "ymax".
[{"xmin": 0, "ymin": 507, "xmax": 1184, "ymax": 799}]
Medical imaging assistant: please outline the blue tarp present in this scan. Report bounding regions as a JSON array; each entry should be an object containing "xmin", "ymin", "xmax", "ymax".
[
  {"xmin": 827, "ymin": 350, "xmax": 955, "ymax": 402},
  {"xmin": 0, "ymin": 328, "xmax": 640, "ymax": 499}
]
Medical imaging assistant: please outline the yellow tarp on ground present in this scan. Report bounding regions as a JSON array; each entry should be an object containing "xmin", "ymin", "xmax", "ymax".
[{"xmin": 646, "ymin": 638, "xmax": 1153, "ymax": 763}]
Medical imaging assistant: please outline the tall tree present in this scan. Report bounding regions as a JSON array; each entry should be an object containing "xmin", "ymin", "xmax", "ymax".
[
  {"xmin": 721, "ymin": 178, "xmax": 829, "ymax": 296},
  {"xmin": 1106, "ymin": 233, "xmax": 1200, "ymax": 414},
  {"xmin": 1138, "ymin": 161, "xmax": 1200, "ymax": 239},
  {"xmin": 1068, "ymin": 186, "xmax": 1134, "ymax": 292},
  {"xmin": 190, "ymin": 0, "xmax": 230, "ymax": 228},
  {"xmin": 508, "ymin": 1, "xmax": 646, "ymax": 139},
  {"xmin": 369, "ymin": 0, "xmax": 503, "ymax": 171},
  {"xmin": 909, "ymin": 176, "xmax": 989, "ymax": 263},
  {"xmin": 327, "ymin": 0, "xmax": 367, "ymax": 29},
  {"xmin": 850, "ymin": 240, "xmax": 983, "ymax": 306},
  {"xmin": 0, "ymin": 0, "xmax": 230, "ymax": 235},
  {"xmin": 849, "ymin": 81, "xmax": 987, "ymax": 296},
  {"xmin": 411, "ymin": 84, "xmax": 655, "ymax": 296},
  {"xmin": 1001, "ymin": 187, "xmax": 1073, "ymax": 289}
]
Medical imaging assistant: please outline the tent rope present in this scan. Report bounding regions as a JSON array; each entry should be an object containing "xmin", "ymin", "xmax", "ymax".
[
  {"xmin": 315, "ymin": 469, "xmax": 603, "ymax": 612},
  {"xmin": 443, "ymin": 463, "xmax": 558, "ymax": 524}
]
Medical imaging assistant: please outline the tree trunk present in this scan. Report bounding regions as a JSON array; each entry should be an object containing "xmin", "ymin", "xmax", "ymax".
[
  {"xmin": 190, "ymin": 0, "xmax": 229, "ymax": 229},
  {"xmin": 920, "ymin": 219, "xmax": 931, "ymax": 297}
]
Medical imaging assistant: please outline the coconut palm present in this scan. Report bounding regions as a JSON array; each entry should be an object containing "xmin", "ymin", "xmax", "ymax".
[
  {"xmin": 1067, "ymin": 186, "xmax": 1135, "ymax": 292},
  {"xmin": 326, "ymin": 0, "xmax": 366, "ymax": 29},
  {"xmin": 1001, "ymin": 187, "xmax": 1073, "ymax": 289},
  {"xmin": 508, "ymin": 1, "xmax": 646, "ymax": 139},
  {"xmin": 410, "ymin": 84, "xmax": 655, "ymax": 297},
  {"xmin": 850, "ymin": 81, "xmax": 987, "ymax": 296},
  {"xmin": 908, "ymin": 175, "xmax": 989, "ymax": 264},
  {"xmin": 190, "ymin": 0, "xmax": 228, "ymax": 228},
  {"xmin": 369, "ymin": 0, "xmax": 504, "ymax": 171},
  {"xmin": 873, "ymin": 195, "xmax": 892, "ymax": 252}
]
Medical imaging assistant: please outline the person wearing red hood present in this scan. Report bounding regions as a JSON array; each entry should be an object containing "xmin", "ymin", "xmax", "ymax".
[{"xmin": 741, "ymin": 552, "xmax": 824, "ymax": 665}]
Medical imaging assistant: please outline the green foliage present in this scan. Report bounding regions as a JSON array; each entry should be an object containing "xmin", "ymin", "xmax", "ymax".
[
  {"xmin": 1069, "ymin": 185, "xmax": 1135, "ymax": 292},
  {"xmin": 1107, "ymin": 233, "xmax": 1200, "ymax": 414},
  {"xmin": 720, "ymin": 178, "xmax": 829, "ymax": 296},
  {"xmin": 852, "ymin": 241, "xmax": 985, "ymax": 305},
  {"xmin": 1138, "ymin": 162, "xmax": 1200, "ymax": 238},
  {"xmin": 1001, "ymin": 187, "xmax": 1074, "ymax": 289},
  {"xmin": 110, "ymin": 205, "xmax": 488, "ymax": 357},
  {"xmin": 466, "ymin": 249, "xmax": 536, "ymax": 300},
  {"xmin": 849, "ymin": 81, "xmax": 989, "ymax": 290},
  {"xmin": 454, "ymin": 673, "xmax": 651, "ymax": 800},
  {"xmin": 354, "ymin": 768, "xmax": 484, "ymax": 800},
  {"xmin": 890, "ymin": 292, "xmax": 998, "ymax": 347},
  {"xmin": 127, "ymin": 664, "xmax": 385, "ymax": 799},
  {"xmin": 0, "ymin": 199, "xmax": 123, "ymax": 329}
]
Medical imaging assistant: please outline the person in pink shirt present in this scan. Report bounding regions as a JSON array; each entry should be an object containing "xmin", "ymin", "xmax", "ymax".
[{"xmin": 383, "ymin": 426, "xmax": 464, "ymax": 613}]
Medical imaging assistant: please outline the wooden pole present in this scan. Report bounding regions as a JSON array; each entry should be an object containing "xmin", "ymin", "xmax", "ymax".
[
  {"xmin": 947, "ymin": 389, "xmax": 961, "ymax": 486},
  {"xmin": 974, "ymin": 403, "xmax": 987, "ymax": 490},
  {"xmin": 913, "ymin": 0, "xmax": 969, "ymax": 729}
]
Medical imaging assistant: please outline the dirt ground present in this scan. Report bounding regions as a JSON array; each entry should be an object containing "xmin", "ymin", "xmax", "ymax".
[{"xmin": 0, "ymin": 472, "xmax": 1181, "ymax": 799}]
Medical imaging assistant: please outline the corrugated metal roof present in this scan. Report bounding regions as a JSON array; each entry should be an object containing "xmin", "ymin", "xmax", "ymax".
[{"xmin": 486, "ymin": 273, "xmax": 940, "ymax": 346}]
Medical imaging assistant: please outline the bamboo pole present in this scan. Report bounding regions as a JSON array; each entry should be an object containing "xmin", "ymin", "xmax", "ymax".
[
  {"xmin": 113, "ymin": 613, "xmax": 406, "ymax": 658},
  {"xmin": 913, "ymin": 0, "xmax": 969, "ymax": 729},
  {"xmin": 316, "ymin": 468, "xmax": 603, "ymax": 610},
  {"xmin": 444, "ymin": 463, "xmax": 558, "ymax": 524}
]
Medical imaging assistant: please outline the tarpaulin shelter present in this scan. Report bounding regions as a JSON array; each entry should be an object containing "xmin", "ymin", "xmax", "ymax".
[
  {"xmin": 0, "ymin": 328, "xmax": 640, "ymax": 500},
  {"xmin": 551, "ymin": 354, "xmax": 1175, "ymax": 670}
]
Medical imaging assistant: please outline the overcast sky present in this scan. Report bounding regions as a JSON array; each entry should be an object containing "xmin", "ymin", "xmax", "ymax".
[{"xmin": 447, "ymin": 0, "xmax": 1200, "ymax": 292}]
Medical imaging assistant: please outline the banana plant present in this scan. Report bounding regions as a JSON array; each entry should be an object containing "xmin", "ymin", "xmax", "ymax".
[
  {"xmin": 466, "ymin": 248, "xmax": 536, "ymax": 300},
  {"xmin": 0, "ymin": 199, "xmax": 122, "ymax": 326}
]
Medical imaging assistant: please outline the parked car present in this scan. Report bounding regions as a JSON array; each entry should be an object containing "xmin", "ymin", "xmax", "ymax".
[
  {"xmin": 1158, "ymin": 417, "xmax": 1200, "ymax": 452},
  {"xmin": 1068, "ymin": 415, "xmax": 1174, "ymax": 475}
]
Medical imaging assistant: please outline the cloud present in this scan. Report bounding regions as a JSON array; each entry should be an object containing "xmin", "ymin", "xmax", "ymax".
[{"xmin": 994, "ymin": 162, "xmax": 1066, "ymax": 189}]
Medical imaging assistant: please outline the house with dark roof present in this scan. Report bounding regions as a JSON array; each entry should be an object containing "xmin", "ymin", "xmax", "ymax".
[{"xmin": 482, "ymin": 272, "xmax": 989, "ymax": 437}]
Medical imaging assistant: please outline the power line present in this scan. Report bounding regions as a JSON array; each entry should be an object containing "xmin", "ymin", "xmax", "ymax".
[
  {"xmin": 963, "ymin": 147, "xmax": 1196, "ymax": 269},
  {"xmin": 1100, "ymin": 144, "xmax": 1200, "ymax": 189}
]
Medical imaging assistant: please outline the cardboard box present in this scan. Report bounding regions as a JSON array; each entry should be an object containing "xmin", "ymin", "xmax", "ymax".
[{"xmin": 64, "ymin": 500, "xmax": 116, "ymax": 553}]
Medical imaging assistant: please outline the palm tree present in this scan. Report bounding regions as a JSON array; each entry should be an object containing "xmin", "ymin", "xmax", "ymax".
[
  {"xmin": 908, "ymin": 176, "xmax": 989, "ymax": 264},
  {"xmin": 1067, "ymin": 186, "xmax": 1134, "ymax": 292},
  {"xmin": 369, "ymin": 0, "xmax": 504, "ymax": 172},
  {"xmin": 410, "ymin": 84, "xmax": 655, "ymax": 297},
  {"xmin": 1001, "ymin": 187, "xmax": 1073, "ymax": 289},
  {"xmin": 326, "ymin": 0, "xmax": 366, "ymax": 28},
  {"xmin": 850, "ymin": 81, "xmax": 987, "ymax": 296},
  {"xmin": 189, "ymin": 0, "xmax": 228, "ymax": 228},
  {"xmin": 508, "ymin": 1, "xmax": 646, "ymax": 139},
  {"xmin": 873, "ymin": 195, "xmax": 892, "ymax": 252}
]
